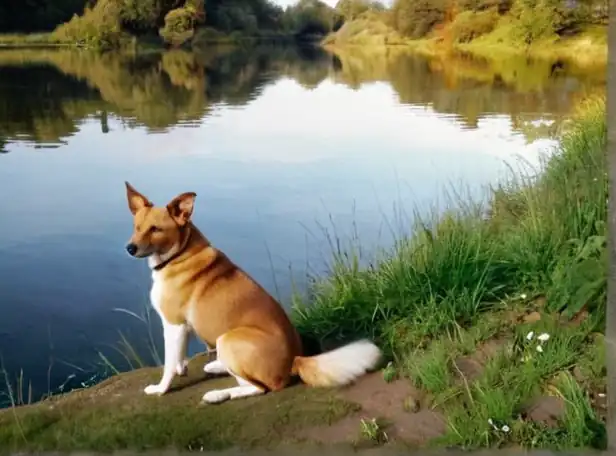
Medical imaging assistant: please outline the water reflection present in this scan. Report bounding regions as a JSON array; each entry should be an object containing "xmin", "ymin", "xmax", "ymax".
[{"xmin": 0, "ymin": 45, "xmax": 604, "ymax": 151}]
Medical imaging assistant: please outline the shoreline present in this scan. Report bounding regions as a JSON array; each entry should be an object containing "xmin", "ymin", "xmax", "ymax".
[
  {"xmin": 322, "ymin": 37, "xmax": 607, "ymax": 70},
  {"xmin": 0, "ymin": 30, "xmax": 322, "ymax": 52}
]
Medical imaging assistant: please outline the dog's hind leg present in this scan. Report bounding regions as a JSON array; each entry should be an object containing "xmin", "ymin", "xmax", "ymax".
[
  {"xmin": 201, "ymin": 327, "xmax": 293, "ymax": 405},
  {"xmin": 203, "ymin": 359, "xmax": 229, "ymax": 375},
  {"xmin": 202, "ymin": 373, "xmax": 264, "ymax": 404}
]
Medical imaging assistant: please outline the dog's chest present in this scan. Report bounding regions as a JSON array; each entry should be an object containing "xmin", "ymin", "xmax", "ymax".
[
  {"xmin": 149, "ymin": 273, "xmax": 185, "ymax": 325},
  {"xmin": 149, "ymin": 276, "xmax": 164, "ymax": 314}
]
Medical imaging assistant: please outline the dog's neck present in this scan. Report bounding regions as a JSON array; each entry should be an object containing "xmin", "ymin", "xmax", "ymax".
[{"xmin": 148, "ymin": 222, "xmax": 208, "ymax": 272}]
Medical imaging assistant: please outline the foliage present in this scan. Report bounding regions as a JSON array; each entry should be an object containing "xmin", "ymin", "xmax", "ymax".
[
  {"xmin": 159, "ymin": 0, "xmax": 205, "ymax": 45},
  {"xmin": 52, "ymin": 0, "xmax": 129, "ymax": 49},
  {"xmin": 335, "ymin": 0, "xmax": 385, "ymax": 21},
  {"xmin": 333, "ymin": 0, "xmax": 607, "ymax": 51},
  {"xmin": 4, "ymin": 0, "xmax": 339, "ymax": 48},
  {"xmin": 449, "ymin": 8, "xmax": 499, "ymax": 43},
  {"xmin": 283, "ymin": 0, "xmax": 344, "ymax": 36},
  {"xmin": 391, "ymin": 0, "xmax": 449, "ymax": 38},
  {"xmin": 509, "ymin": 0, "xmax": 558, "ymax": 45}
]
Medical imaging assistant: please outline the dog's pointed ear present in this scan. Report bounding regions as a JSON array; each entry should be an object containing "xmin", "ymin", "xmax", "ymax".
[
  {"xmin": 167, "ymin": 192, "xmax": 197, "ymax": 226},
  {"xmin": 125, "ymin": 181, "xmax": 152, "ymax": 215}
]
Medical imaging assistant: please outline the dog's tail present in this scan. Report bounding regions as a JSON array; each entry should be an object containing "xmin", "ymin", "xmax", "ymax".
[{"xmin": 291, "ymin": 339, "xmax": 382, "ymax": 387}]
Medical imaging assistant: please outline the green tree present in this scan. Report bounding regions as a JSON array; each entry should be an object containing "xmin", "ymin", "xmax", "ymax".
[{"xmin": 335, "ymin": 0, "xmax": 371, "ymax": 20}]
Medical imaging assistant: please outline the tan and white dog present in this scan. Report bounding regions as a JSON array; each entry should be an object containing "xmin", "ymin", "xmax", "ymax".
[{"xmin": 123, "ymin": 182, "xmax": 382, "ymax": 404}]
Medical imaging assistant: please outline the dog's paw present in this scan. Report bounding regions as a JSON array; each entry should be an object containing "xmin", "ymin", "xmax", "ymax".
[
  {"xmin": 202, "ymin": 389, "xmax": 231, "ymax": 404},
  {"xmin": 176, "ymin": 360, "xmax": 189, "ymax": 376},
  {"xmin": 203, "ymin": 359, "xmax": 227, "ymax": 375},
  {"xmin": 144, "ymin": 384, "xmax": 167, "ymax": 396}
]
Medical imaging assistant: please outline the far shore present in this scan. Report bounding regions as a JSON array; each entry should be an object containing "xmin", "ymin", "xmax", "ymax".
[{"xmin": 321, "ymin": 22, "xmax": 607, "ymax": 69}]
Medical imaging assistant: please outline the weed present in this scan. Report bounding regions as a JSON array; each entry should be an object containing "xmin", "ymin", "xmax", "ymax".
[{"xmin": 359, "ymin": 417, "xmax": 389, "ymax": 444}]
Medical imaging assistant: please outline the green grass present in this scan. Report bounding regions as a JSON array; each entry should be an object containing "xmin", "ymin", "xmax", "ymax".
[
  {"xmin": 0, "ymin": 95, "xmax": 606, "ymax": 451},
  {"xmin": 292, "ymin": 94, "xmax": 607, "ymax": 449},
  {"xmin": 0, "ymin": 354, "xmax": 358, "ymax": 452},
  {"xmin": 0, "ymin": 33, "xmax": 64, "ymax": 47}
]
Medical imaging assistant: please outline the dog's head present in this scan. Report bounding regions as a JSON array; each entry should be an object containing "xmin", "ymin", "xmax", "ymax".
[{"xmin": 124, "ymin": 182, "xmax": 196, "ymax": 259}]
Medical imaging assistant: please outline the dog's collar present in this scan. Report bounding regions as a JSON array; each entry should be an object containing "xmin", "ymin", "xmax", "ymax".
[{"xmin": 151, "ymin": 226, "xmax": 192, "ymax": 272}]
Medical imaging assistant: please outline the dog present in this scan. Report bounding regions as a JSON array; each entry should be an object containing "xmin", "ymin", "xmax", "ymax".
[{"xmin": 123, "ymin": 182, "xmax": 382, "ymax": 404}]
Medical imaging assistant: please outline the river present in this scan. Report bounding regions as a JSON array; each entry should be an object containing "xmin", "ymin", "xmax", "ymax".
[{"xmin": 0, "ymin": 44, "xmax": 604, "ymax": 405}]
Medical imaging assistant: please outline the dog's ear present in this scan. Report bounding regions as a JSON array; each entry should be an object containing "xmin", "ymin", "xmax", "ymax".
[
  {"xmin": 125, "ymin": 182, "xmax": 152, "ymax": 215},
  {"xmin": 167, "ymin": 192, "xmax": 197, "ymax": 226}
]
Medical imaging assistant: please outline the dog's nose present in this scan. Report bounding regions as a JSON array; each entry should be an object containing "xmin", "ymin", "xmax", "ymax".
[{"xmin": 125, "ymin": 243, "xmax": 138, "ymax": 256}]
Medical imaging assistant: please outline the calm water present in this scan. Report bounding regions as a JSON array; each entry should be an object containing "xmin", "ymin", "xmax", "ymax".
[{"xmin": 0, "ymin": 44, "xmax": 604, "ymax": 402}]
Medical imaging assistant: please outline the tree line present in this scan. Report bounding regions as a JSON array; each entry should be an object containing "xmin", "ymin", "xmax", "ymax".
[
  {"xmin": 348, "ymin": 0, "xmax": 607, "ymax": 46},
  {"xmin": 0, "ymin": 0, "xmax": 347, "ymax": 46},
  {"xmin": 0, "ymin": 0, "xmax": 606, "ymax": 49}
]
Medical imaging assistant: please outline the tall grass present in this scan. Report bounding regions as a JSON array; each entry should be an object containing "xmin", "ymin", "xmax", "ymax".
[{"xmin": 292, "ymin": 95, "xmax": 606, "ymax": 357}]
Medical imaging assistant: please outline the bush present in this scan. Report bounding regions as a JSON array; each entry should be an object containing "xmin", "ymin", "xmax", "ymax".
[
  {"xmin": 510, "ymin": 0, "xmax": 557, "ymax": 45},
  {"xmin": 458, "ymin": 0, "xmax": 512, "ymax": 14},
  {"xmin": 52, "ymin": 0, "xmax": 129, "ymax": 49},
  {"xmin": 450, "ymin": 8, "xmax": 499, "ymax": 42},
  {"xmin": 392, "ymin": 0, "xmax": 448, "ymax": 38},
  {"xmin": 159, "ymin": 4, "xmax": 203, "ymax": 46}
]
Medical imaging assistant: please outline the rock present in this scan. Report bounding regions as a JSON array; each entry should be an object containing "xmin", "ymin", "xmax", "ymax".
[
  {"xmin": 403, "ymin": 396, "xmax": 420, "ymax": 413},
  {"xmin": 453, "ymin": 356, "xmax": 483, "ymax": 381},
  {"xmin": 572, "ymin": 366, "xmax": 586, "ymax": 382}
]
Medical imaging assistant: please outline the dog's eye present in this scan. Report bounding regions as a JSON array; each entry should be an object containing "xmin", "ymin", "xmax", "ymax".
[{"xmin": 150, "ymin": 226, "xmax": 162, "ymax": 233}]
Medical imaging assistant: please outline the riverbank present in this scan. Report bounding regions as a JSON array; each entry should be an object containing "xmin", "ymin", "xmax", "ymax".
[
  {"xmin": 323, "ymin": 17, "xmax": 607, "ymax": 69},
  {"xmin": 0, "ymin": 29, "xmax": 316, "ymax": 51},
  {"xmin": 0, "ymin": 93, "xmax": 607, "ymax": 451},
  {"xmin": 0, "ymin": 33, "xmax": 67, "ymax": 48}
]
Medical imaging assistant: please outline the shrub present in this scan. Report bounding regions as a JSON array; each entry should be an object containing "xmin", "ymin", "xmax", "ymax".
[
  {"xmin": 392, "ymin": 0, "xmax": 448, "ymax": 38},
  {"xmin": 52, "ymin": 0, "xmax": 129, "ymax": 49},
  {"xmin": 510, "ymin": 0, "xmax": 557, "ymax": 45},
  {"xmin": 450, "ymin": 8, "xmax": 499, "ymax": 42},
  {"xmin": 159, "ymin": 5, "xmax": 201, "ymax": 46}
]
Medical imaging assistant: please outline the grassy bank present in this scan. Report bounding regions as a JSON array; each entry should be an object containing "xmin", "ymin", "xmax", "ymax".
[
  {"xmin": 0, "ymin": 29, "xmax": 312, "ymax": 51},
  {"xmin": 292, "ymin": 94, "xmax": 607, "ymax": 449},
  {"xmin": 325, "ymin": 15, "xmax": 607, "ymax": 69},
  {"xmin": 0, "ymin": 33, "xmax": 66, "ymax": 47},
  {"xmin": 0, "ymin": 95, "xmax": 607, "ymax": 451}
]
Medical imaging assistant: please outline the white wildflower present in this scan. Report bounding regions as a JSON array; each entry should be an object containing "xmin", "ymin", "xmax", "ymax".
[
  {"xmin": 537, "ymin": 333, "xmax": 550, "ymax": 342},
  {"xmin": 501, "ymin": 425, "xmax": 510, "ymax": 433},
  {"xmin": 536, "ymin": 345, "xmax": 544, "ymax": 353},
  {"xmin": 520, "ymin": 293, "xmax": 527, "ymax": 299},
  {"xmin": 526, "ymin": 331, "xmax": 535, "ymax": 341}
]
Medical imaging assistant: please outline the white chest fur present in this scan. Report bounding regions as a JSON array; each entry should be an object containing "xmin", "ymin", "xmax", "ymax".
[{"xmin": 149, "ymin": 271, "xmax": 164, "ymax": 316}]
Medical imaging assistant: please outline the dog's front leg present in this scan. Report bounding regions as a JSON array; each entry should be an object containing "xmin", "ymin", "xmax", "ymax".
[{"xmin": 144, "ymin": 321, "xmax": 188, "ymax": 396}]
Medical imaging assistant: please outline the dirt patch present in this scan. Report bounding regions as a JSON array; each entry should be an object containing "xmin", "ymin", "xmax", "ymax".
[
  {"xmin": 0, "ymin": 353, "xmax": 356, "ymax": 452},
  {"xmin": 300, "ymin": 373, "xmax": 447, "ymax": 446},
  {"xmin": 523, "ymin": 396, "xmax": 566, "ymax": 428},
  {"xmin": 453, "ymin": 337, "xmax": 508, "ymax": 382}
]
